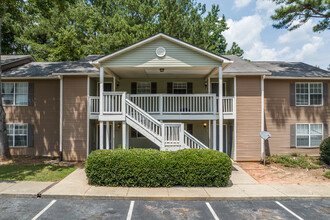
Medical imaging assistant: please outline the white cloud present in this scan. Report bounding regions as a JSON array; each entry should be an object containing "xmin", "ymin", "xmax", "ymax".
[
  {"xmin": 224, "ymin": 15, "xmax": 264, "ymax": 49},
  {"xmin": 293, "ymin": 36, "xmax": 324, "ymax": 60},
  {"xmin": 277, "ymin": 20, "xmax": 314, "ymax": 44},
  {"xmin": 233, "ymin": 0, "xmax": 252, "ymax": 9},
  {"xmin": 255, "ymin": 0, "xmax": 278, "ymax": 17},
  {"xmin": 222, "ymin": 1, "xmax": 329, "ymax": 69}
]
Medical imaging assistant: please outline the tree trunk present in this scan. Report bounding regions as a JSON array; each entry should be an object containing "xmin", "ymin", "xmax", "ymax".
[{"xmin": 0, "ymin": 20, "xmax": 11, "ymax": 161}]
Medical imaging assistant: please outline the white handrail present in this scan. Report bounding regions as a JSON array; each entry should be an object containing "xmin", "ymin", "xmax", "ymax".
[
  {"xmin": 125, "ymin": 99, "xmax": 162, "ymax": 140},
  {"xmin": 184, "ymin": 130, "xmax": 208, "ymax": 149}
]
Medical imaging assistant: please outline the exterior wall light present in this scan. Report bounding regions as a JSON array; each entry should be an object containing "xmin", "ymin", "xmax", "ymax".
[
  {"xmin": 160, "ymin": 68, "xmax": 165, "ymax": 72},
  {"xmin": 203, "ymin": 122, "xmax": 207, "ymax": 127}
]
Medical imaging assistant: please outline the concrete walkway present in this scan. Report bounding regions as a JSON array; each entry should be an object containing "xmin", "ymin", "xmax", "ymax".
[{"xmin": 1, "ymin": 165, "xmax": 330, "ymax": 200}]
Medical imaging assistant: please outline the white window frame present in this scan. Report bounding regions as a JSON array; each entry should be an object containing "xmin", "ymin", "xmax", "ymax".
[
  {"xmin": 137, "ymin": 82, "xmax": 151, "ymax": 94},
  {"xmin": 173, "ymin": 82, "xmax": 187, "ymax": 94},
  {"xmin": 295, "ymin": 82, "xmax": 323, "ymax": 106},
  {"xmin": 2, "ymin": 82, "xmax": 29, "ymax": 106},
  {"xmin": 7, "ymin": 123, "xmax": 28, "ymax": 147},
  {"xmin": 296, "ymin": 123, "xmax": 323, "ymax": 148}
]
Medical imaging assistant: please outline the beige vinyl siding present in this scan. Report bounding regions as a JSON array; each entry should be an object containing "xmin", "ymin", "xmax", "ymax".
[
  {"xmin": 236, "ymin": 76, "xmax": 262, "ymax": 161},
  {"xmin": 62, "ymin": 76, "xmax": 88, "ymax": 161},
  {"xmin": 264, "ymin": 79, "xmax": 330, "ymax": 156},
  {"xmin": 101, "ymin": 39, "xmax": 220, "ymax": 67},
  {"xmin": 4, "ymin": 79, "xmax": 60, "ymax": 157}
]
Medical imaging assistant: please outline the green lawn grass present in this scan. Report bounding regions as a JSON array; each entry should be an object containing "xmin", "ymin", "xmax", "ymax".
[{"xmin": 0, "ymin": 164, "xmax": 77, "ymax": 182}]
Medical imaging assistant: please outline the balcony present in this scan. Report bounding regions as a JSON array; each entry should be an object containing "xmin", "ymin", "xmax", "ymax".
[{"xmin": 88, "ymin": 92, "xmax": 235, "ymax": 120}]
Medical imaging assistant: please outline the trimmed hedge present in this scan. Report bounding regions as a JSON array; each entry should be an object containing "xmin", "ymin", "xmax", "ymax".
[
  {"xmin": 320, "ymin": 137, "xmax": 330, "ymax": 165},
  {"xmin": 85, "ymin": 148, "xmax": 232, "ymax": 187}
]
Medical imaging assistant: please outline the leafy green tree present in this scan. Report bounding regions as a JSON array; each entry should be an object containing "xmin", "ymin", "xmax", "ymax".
[
  {"xmin": 271, "ymin": 0, "xmax": 330, "ymax": 32},
  {"xmin": 226, "ymin": 42, "xmax": 244, "ymax": 57},
  {"xmin": 6, "ymin": 0, "xmax": 244, "ymax": 61},
  {"xmin": 0, "ymin": 0, "xmax": 24, "ymax": 161}
]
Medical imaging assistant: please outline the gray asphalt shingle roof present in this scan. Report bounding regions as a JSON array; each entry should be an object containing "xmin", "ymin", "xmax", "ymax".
[
  {"xmin": 222, "ymin": 55, "xmax": 270, "ymax": 74},
  {"xmin": 252, "ymin": 61, "xmax": 330, "ymax": 78},
  {"xmin": 3, "ymin": 55, "xmax": 329, "ymax": 78},
  {"xmin": 1, "ymin": 55, "xmax": 35, "ymax": 65},
  {"xmin": 2, "ymin": 55, "xmax": 102, "ymax": 77}
]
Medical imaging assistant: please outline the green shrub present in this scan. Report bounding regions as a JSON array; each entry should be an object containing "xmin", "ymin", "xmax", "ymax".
[
  {"xmin": 320, "ymin": 137, "xmax": 330, "ymax": 165},
  {"xmin": 85, "ymin": 148, "xmax": 232, "ymax": 187}
]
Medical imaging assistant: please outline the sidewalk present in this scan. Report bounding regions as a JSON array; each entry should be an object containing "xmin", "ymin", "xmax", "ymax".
[{"xmin": 1, "ymin": 165, "xmax": 330, "ymax": 200}]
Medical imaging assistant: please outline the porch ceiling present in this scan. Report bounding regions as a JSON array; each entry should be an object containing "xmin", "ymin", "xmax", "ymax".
[{"xmin": 107, "ymin": 67, "xmax": 215, "ymax": 79}]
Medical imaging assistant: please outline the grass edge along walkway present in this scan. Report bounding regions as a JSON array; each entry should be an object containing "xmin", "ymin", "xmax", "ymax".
[{"xmin": 0, "ymin": 164, "xmax": 78, "ymax": 182}]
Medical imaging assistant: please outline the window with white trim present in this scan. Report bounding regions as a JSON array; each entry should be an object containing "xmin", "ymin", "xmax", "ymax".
[
  {"xmin": 137, "ymin": 82, "xmax": 151, "ymax": 94},
  {"xmin": 7, "ymin": 123, "xmax": 28, "ymax": 147},
  {"xmin": 2, "ymin": 82, "xmax": 28, "ymax": 106},
  {"xmin": 296, "ymin": 82, "xmax": 322, "ymax": 106},
  {"xmin": 173, "ymin": 82, "xmax": 187, "ymax": 94},
  {"xmin": 296, "ymin": 124, "xmax": 323, "ymax": 147}
]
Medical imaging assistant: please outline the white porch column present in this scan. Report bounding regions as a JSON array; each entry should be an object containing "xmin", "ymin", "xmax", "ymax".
[
  {"xmin": 99, "ymin": 121, "xmax": 104, "ymax": 149},
  {"xmin": 207, "ymin": 76, "xmax": 211, "ymax": 147},
  {"xmin": 99, "ymin": 67, "xmax": 104, "ymax": 115},
  {"xmin": 212, "ymin": 119, "xmax": 216, "ymax": 150},
  {"xmin": 122, "ymin": 121, "xmax": 127, "ymax": 149},
  {"xmin": 106, "ymin": 121, "xmax": 110, "ymax": 149},
  {"xmin": 218, "ymin": 66, "xmax": 223, "ymax": 152},
  {"xmin": 126, "ymin": 124, "xmax": 130, "ymax": 149},
  {"xmin": 112, "ymin": 121, "xmax": 115, "ymax": 149}
]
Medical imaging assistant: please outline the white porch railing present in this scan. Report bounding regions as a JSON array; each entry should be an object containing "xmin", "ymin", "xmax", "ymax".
[
  {"xmin": 129, "ymin": 94, "xmax": 235, "ymax": 115},
  {"xmin": 163, "ymin": 123, "xmax": 184, "ymax": 147},
  {"xmin": 184, "ymin": 130, "xmax": 208, "ymax": 149},
  {"xmin": 216, "ymin": 96, "xmax": 235, "ymax": 114},
  {"xmin": 89, "ymin": 94, "xmax": 235, "ymax": 116},
  {"xmin": 103, "ymin": 92, "xmax": 125, "ymax": 114},
  {"xmin": 126, "ymin": 99, "xmax": 162, "ymax": 140},
  {"xmin": 89, "ymin": 96, "xmax": 99, "ymax": 114}
]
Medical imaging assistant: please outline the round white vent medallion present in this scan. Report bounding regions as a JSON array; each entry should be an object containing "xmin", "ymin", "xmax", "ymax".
[{"xmin": 156, "ymin": 47, "xmax": 166, "ymax": 57}]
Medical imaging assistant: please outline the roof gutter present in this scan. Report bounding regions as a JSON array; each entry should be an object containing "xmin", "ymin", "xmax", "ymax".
[
  {"xmin": 265, "ymin": 76, "xmax": 330, "ymax": 80},
  {"xmin": 2, "ymin": 76, "xmax": 59, "ymax": 80}
]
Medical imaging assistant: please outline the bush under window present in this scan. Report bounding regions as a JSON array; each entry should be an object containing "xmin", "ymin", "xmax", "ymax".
[
  {"xmin": 85, "ymin": 148, "xmax": 232, "ymax": 187},
  {"xmin": 320, "ymin": 137, "xmax": 330, "ymax": 165}
]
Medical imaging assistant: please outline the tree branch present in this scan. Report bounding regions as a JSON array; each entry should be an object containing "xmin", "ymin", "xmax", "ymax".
[{"xmin": 301, "ymin": 4, "xmax": 329, "ymax": 18}]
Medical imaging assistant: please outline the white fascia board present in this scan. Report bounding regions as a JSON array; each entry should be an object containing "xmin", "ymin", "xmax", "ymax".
[
  {"xmin": 52, "ymin": 72, "xmax": 99, "ymax": 76},
  {"xmin": 2, "ymin": 76, "xmax": 59, "ymax": 80},
  {"xmin": 265, "ymin": 76, "xmax": 330, "ymax": 80},
  {"xmin": 92, "ymin": 33, "xmax": 233, "ymax": 65},
  {"xmin": 211, "ymin": 72, "xmax": 271, "ymax": 77}
]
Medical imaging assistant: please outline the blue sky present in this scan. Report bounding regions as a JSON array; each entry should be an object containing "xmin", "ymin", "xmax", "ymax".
[{"xmin": 199, "ymin": 0, "xmax": 329, "ymax": 70}]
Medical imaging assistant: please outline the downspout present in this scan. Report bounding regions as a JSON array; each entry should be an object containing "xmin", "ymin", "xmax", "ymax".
[
  {"xmin": 59, "ymin": 76, "xmax": 63, "ymax": 161},
  {"xmin": 261, "ymin": 75, "xmax": 265, "ymax": 161}
]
